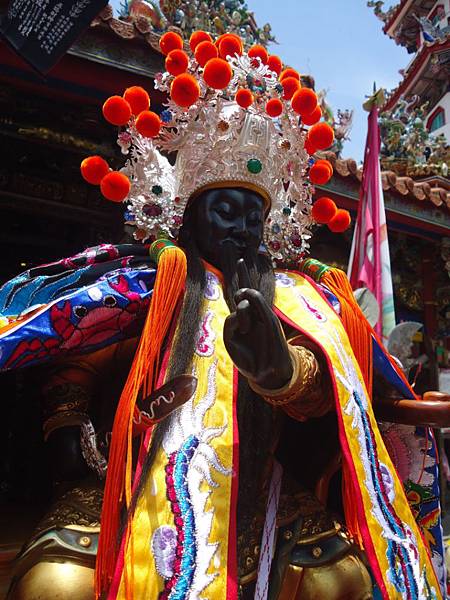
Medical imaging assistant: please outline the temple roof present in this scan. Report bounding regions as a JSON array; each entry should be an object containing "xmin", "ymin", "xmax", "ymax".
[
  {"xmin": 383, "ymin": 37, "xmax": 450, "ymax": 110},
  {"xmin": 383, "ymin": 0, "xmax": 436, "ymax": 51},
  {"xmin": 322, "ymin": 151, "xmax": 450, "ymax": 211},
  {"xmin": 89, "ymin": 4, "xmax": 164, "ymax": 54}
]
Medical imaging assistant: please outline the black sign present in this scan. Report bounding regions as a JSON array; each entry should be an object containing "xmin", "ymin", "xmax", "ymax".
[{"xmin": 0, "ymin": 0, "xmax": 109, "ymax": 74}]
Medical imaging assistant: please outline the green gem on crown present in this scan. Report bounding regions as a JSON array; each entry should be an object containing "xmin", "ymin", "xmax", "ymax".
[
  {"xmin": 247, "ymin": 158, "xmax": 262, "ymax": 174},
  {"xmin": 152, "ymin": 184, "xmax": 163, "ymax": 195}
]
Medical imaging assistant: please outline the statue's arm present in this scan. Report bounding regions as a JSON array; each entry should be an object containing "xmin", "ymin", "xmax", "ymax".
[
  {"xmin": 248, "ymin": 334, "xmax": 333, "ymax": 421},
  {"xmin": 42, "ymin": 342, "xmax": 122, "ymax": 482}
]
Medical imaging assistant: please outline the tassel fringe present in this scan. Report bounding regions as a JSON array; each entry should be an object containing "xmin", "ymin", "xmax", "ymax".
[{"xmin": 95, "ymin": 243, "xmax": 187, "ymax": 598}]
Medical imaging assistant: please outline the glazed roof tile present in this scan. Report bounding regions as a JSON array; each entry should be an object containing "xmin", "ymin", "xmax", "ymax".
[{"xmin": 322, "ymin": 152, "xmax": 450, "ymax": 210}]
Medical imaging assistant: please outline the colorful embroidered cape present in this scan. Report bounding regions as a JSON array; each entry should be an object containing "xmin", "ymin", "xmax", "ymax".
[{"xmin": 0, "ymin": 246, "xmax": 445, "ymax": 597}]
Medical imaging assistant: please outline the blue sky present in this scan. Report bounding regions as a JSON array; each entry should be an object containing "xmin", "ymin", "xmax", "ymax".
[
  {"xmin": 110, "ymin": 0, "xmax": 409, "ymax": 161},
  {"xmin": 245, "ymin": 0, "xmax": 409, "ymax": 161}
]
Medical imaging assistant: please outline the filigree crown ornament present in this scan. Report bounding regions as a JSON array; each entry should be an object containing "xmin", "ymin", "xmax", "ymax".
[{"xmin": 80, "ymin": 30, "xmax": 351, "ymax": 263}]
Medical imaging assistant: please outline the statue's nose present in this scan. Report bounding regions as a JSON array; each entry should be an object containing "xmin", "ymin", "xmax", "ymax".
[{"xmin": 231, "ymin": 217, "xmax": 249, "ymax": 238}]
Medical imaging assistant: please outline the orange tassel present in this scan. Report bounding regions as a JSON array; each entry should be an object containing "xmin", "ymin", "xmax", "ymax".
[
  {"xmin": 319, "ymin": 268, "xmax": 371, "ymax": 548},
  {"xmin": 95, "ymin": 243, "xmax": 187, "ymax": 598},
  {"xmin": 320, "ymin": 268, "xmax": 373, "ymax": 396}
]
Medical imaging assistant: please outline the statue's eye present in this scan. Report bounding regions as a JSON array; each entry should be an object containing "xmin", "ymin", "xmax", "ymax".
[
  {"xmin": 215, "ymin": 202, "xmax": 233, "ymax": 219},
  {"xmin": 74, "ymin": 305, "xmax": 88, "ymax": 318},
  {"xmin": 247, "ymin": 211, "xmax": 262, "ymax": 226}
]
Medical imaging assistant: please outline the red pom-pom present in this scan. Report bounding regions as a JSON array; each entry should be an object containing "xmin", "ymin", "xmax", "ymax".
[
  {"xmin": 170, "ymin": 73, "xmax": 200, "ymax": 107},
  {"xmin": 135, "ymin": 111, "xmax": 161, "ymax": 137},
  {"xmin": 291, "ymin": 88, "xmax": 318, "ymax": 116},
  {"xmin": 280, "ymin": 68, "xmax": 299, "ymax": 82},
  {"xmin": 267, "ymin": 55, "xmax": 282, "ymax": 75},
  {"xmin": 165, "ymin": 49, "xmax": 189, "ymax": 76},
  {"xmin": 248, "ymin": 44, "xmax": 268, "ymax": 65},
  {"xmin": 302, "ymin": 105, "xmax": 322, "ymax": 126},
  {"xmin": 102, "ymin": 96, "xmax": 132, "ymax": 126},
  {"xmin": 80, "ymin": 156, "xmax": 110, "ymax": 185},
  {"xmin": 308, "ymin": 122, "xmax": 335, "ymax": 150},
  {"xmin": 315, "ymin": 159, "xmax": 333, "ymax": 175},
  {"xmin": 215, "ymin": 32, "xmax": 242, "ymax": 47},
  {"xmin": 203, "ymin": 58, "xmax": 232, "ymax": 89},
  {"xmin": 100, "ymin": 172, "xmax": 131, "ymax": 202},
  {"xmin": 159, "ymin": 31, "xmax": 183, "ymax": 55},
  {"xmin": 266, "ymin": 98, "xmax": 283, "ymax": 118},
  {"xmin": 218, "ymin": 34, "xmax": 243, "ymax": 59},
  {"xmin": 304, "ymin": 137, "xmax": 317, "ymax": 155},
  {"xmin": 312, "ymin": 197, "xmax": 337, "ymax": 224},
  {"xmin": 189, "ymin": 30, "xmax": 212, "ymax": 52},
  {"xmin": 235, "ymin": 88, "xmax": 254, "ymax": 108},
  {"xmin": 328, "ymin": 209, "xmax": 351, "ymax": 232},
  {"xmin": 194, "ymin": 40, "xmax": 218, "ymax": 67},
  {"xmin": 309, "ymin": 160, "xmax": 333, "ymax": 185},
  {"xmin": 123, "ymin": 86, "xmax": 150, "ymax": 116},
  {"xmin": 281, "ymin": 76, "xmax": 300, "ymax": 100}
]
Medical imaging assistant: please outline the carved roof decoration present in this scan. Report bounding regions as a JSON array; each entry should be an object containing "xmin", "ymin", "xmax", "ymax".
[
  {"xmin": 380, "ymin": 0, "xmax": 437, "ymax": 51},
  {"xmin": 88, "ymin": 2, "xmax": 275, "ymax": 53},
  {"xmin": 90, "ymin": 4, "xmax": 164, "ymax": 53},
  {"xmin": 383, "ymin": 37, "xmax": 450, "ymax": 111},
  {"xmin": 321, "ymin": 152, "xmax": 450, "ymax": 210}
]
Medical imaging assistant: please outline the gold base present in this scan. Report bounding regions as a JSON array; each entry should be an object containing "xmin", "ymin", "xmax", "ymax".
[{"xmin": 9, "ymin": 561, "xmax": 94, "ymax": 600}]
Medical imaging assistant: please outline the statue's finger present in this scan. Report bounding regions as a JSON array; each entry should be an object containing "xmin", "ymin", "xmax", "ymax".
[
  {"xmin": 235, "ymin": 288, "xmax": 274, "ymax": 324},
  {"xmin": 236, "ymin": 299, "xmax": 251, "ymax": 334},
  {"xmin": 237, "ymin": 258, "xmax": 253, "ymax": 290}
]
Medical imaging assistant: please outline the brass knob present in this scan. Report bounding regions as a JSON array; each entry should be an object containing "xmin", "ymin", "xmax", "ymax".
[
  {"xmin": 78, "ymin": 535, "xmax": 92, "ymax": 548},
  {"xmin": 283, "ymin": 530, "xmax": 293, "ymax": 541},
  {"xmin": 311, "ymin": 546, "xmax": 323, "ymax": 558}
]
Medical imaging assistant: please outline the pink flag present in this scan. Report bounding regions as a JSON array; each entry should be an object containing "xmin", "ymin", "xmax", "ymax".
[{"xmin": 347, "ymin": 90, "xmax": 396, "ymax": 342}]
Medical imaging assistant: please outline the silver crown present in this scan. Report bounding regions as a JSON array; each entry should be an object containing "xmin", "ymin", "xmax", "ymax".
[{"xmin": 120, "ymin": 51, "xmax": 316, "ymax": 261}]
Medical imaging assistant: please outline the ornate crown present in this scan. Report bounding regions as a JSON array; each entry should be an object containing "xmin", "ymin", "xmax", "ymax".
[{"xmin": 81, "ymin": 31, "xmax": 350, "ymax": 263}]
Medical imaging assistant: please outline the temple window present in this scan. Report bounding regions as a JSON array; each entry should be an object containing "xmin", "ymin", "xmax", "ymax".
[{"xmin": 427, "ymin": 106, "xmax": 445, "ymax": 132}]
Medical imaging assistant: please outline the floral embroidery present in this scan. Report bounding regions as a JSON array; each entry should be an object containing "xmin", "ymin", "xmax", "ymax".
[
  {"xmin": 204, "ymin": 272, "xmax": 220, "ymax": 301},
  {"xmin": 297, "ymin": 292, "xmax": 327, "ymax": 322},
  {"xmin": 379, "ymin": 424, "xmax": 434, "ymax": 488},
  {"xmin": 274, "ymin": 272, "xmax": 295, "ymax": 288},
  {"xmin": 195, "ymin": 311, "xmax": 216, "ymax": 357},
  {"xmin": 151, "ymin": 525, "xmax": 178, "ymax": 580}
]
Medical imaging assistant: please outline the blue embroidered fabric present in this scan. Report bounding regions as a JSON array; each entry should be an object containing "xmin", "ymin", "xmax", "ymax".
[{"xmin": 0, "ymin": 244, "xmax": 156, "ymax": 371}]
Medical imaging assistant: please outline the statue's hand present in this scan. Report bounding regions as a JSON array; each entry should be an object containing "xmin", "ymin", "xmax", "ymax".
[{"xmin": 223, "ymin": 259, "xmax": 293, "ymax": 389}]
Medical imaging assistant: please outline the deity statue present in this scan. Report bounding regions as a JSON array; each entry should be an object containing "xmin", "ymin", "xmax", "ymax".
[{"xmin": 1, "ymin": 29, "xmax": 448, "ymax": 600}]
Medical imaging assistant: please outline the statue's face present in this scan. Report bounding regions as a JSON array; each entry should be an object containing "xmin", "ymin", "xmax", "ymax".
[{"xmin": 188, "ymin": 187, "xmax": 265, "ymax": 267}]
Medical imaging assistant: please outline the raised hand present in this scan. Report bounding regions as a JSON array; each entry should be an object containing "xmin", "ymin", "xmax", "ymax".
[{"xmin": 223, "ymin": 259, "xmax": 293, "ymax": 390}]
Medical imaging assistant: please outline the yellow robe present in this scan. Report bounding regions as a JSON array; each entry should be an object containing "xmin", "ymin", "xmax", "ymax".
[{"xmin": 113, "ymin": 269, "xmax": 440, "ymax": 600}]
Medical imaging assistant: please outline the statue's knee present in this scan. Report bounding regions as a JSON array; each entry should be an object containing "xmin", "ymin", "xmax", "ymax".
[
  {"xmin": 8, "ymin": 561, "xmax": 94, "ymax": 600},
  {"xmin": 298, "ymin": 553, "xmax": 373, "ymax": 600}
]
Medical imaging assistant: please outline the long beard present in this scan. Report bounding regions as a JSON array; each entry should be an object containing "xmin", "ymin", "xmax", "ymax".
[
  {"xmin": 131, "ymin": 238, "xmax": 276, "ymax": 527},
  {"xmin": 218, "ymin": 241, "xmax": 274, "ymax": 312}
]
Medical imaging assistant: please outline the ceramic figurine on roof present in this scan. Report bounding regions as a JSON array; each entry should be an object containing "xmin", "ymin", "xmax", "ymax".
[
  {"xmin": 122, "ymin": 0, "xmax": 276, "ymax": 46},
  {"xmin": 380, "ymin": 96, "xmax": 449, "ymax": 177},
  {"xmin": 1, "ymin": 27, "xmax": 448, "ymax": 600},
  {"xmin": 316, "ymin": 89, "xmax": 353, "ymax": 158},
  {"xmin": 367, "ymin": 1, "xmax": 398, "ymax": 25}
]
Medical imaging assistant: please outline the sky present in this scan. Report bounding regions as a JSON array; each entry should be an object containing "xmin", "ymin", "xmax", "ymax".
[
  {"xmin": 110, "ymin": 0, "xmax": 410, "ymax": 162},
  {"xmin": 245, "ymin": 0, "xmax": 410, "ymax": 161}
]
